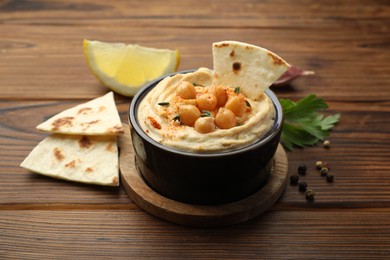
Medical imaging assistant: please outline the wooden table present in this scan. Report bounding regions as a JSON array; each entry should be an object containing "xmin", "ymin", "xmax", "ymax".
[{"xmin": 1, "ymin": 0, "xmax": 389, "ymax": 258}]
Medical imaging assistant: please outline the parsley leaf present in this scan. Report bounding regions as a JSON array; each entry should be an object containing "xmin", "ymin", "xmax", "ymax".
[
  {"xmin": 279, "ymin": 94, "xmax": 340, "ymax": 150},
  {"xmin": 200, "ymin": 110, "xmax": 212, "ymax": 117}
]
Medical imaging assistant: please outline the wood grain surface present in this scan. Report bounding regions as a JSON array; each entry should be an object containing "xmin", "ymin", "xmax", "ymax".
[{"xmin": 1, "ymin": 0, "xmax": 390, "ymax": 258}]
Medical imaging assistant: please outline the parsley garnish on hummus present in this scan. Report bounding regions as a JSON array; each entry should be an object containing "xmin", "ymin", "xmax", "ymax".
[
  {"xmin": 279, "ymin": 94, "xmax": 340, "ymax": 150},
  {"xmin": 158, "ymin": 102, "xmax": 170, "ymax": 106}
]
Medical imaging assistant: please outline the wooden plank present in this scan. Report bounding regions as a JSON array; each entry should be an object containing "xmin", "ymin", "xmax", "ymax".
[
  {"xmin": 0, "ymin": 172, "xmax": 132, "ymax": 206},
  {"xmin": 0, "ymin": 25, "xmax": 388, "ymax": 100},
  {"xmin": 1, "ymin": 208, "xmax": 389, "ymax": 258},
  {"xmin": 0, "ymin": 0, "xmax": 388, "ymax": 29},
  {"xmin": 0, "ymin": 0, "xmax": 388, "ymax": 100}
]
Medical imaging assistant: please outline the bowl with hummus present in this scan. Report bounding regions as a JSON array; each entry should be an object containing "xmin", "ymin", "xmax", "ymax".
[{"xmin": 128, "ymin": 41, "xmax": 290, "ymax": 205}]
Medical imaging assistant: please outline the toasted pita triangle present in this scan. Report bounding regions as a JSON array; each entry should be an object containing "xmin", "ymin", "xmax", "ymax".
[
  {"xmin": 213, "ymin": 41, "xmax": 290, "ymax": 100},
  {"xmin": 20, "ymin": 134, "xmax": 119, "ymax": 186},
  {"xmin": 36, "ymin": 92, "xmax": 124, "ymax": 135}
]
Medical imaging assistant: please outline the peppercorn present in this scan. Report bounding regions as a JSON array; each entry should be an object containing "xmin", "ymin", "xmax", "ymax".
[
  {"xmin": 320, "ymin": 167, "xmax": 329, "ymax": 176},
  {"xmin": 315, "ymin": 161, "xmax": 323, "ymax": 170},
  {"xmin": 298, "ymin": 164, "xmax": 307, "ymax": 175},
  {"xmin": 298, "ymin": 181, "xmax": 307, "ymax": 192},
  {"xmin": 305, "ymin": 189, "xmax": 315, "ymax": 200},
  {"xmin": 323, "ymin": 140, "xmax": 331, "ymax": 148},
  {"xmin": 290, "ymin": 174, "xmax": 299, "ymax": 185},
  {"xmin": 326, "ymin": 174, "xmax": 334, "ymax": 182}
]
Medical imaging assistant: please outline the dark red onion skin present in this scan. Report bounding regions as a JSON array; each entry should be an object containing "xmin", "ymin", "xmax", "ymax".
[{"xmin": 272, "ymin": 66, "xmax": 314, "ymax": 86}]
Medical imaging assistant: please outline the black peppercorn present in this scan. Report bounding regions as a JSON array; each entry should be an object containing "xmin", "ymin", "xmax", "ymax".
[
  {"xmin": 320, "ymin": 167, "xmax": 329, "ymax": 176},
  {"xmin": 290, "ymin": 174, "xmax": 299, "ymax": 185},
  {"xmin": 305, "ymin": 189, "xmax": 315, "ymax": 200},
  {"xmin": 298, "ymin": 164, "xmax": 307, "ymax": 175},
  {"xmin": 298, "ymin": 181, "xmax": 308, "ymax": 192},
  {"xmin": 326, "ymin": 174, "xmax": 334, "ymax": 182}
]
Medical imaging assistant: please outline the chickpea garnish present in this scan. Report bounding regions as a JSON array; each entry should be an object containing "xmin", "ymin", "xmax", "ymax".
[
  {"xmin": 215, "ymin": 108, "xmax": 236, "ymax": 129},
  {"xmin": 197, "ymin": 93, "xmax": 217, "ymax": 111},
  {"xmin": 178, "ymin": 104, "xmax": 200, "ymax": 126},
  {"xmin": 195, "ymin": 117, "xmax": 215, "ymax": 134},
  {"xmin": 209, "ymin": 86, "xmax": 228, "ymax": 107},
  {"xmin": 225, "ymin": 96, "xmax": 247, "ymax": 117},
  {"xmin": 171, "ymin": 82, "xmax": 252, "ymax": 133},
  {"xmin": 176, "ymin": 81, "xmax": 196, "ymax": 99}
]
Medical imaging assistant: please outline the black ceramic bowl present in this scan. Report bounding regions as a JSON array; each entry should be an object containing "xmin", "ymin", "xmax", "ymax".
[{"xmin": 129, "ymin": 70, "xmax": 283, "ymax": 205}]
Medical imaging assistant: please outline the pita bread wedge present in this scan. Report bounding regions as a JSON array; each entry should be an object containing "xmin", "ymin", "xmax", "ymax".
[
  {"xmin": 20, "ymin": 134, "xmax": 119, "ymax": 186},
  {"xmin": 36, "ymin": 92, "xmax": 124, "ymax": 135},
  {"xmin": 213, "ymin": 41, "xmax": 290, "ymax": 100}
]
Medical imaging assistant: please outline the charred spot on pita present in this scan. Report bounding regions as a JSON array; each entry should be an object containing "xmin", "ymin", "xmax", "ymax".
[
  {"xmin": 53, "ymin": 147, "xmax": 65, "ymax": 161},
  {"xmin": 65, "ymin": 160, "xmax": 76, "ymax": 169},
  {"xmin": 107, "ymin": 124, "xmax": 124, "ymax": 134},
  {"xmin": 85, "ymin": 167, "xmax": 94, "ymax": 173},
  {"xmin": 267, "ymin": 52, "xmax": 285, "ymax": 66},
  {"xmin": 81, "ymin": 120, "xmax": 100, "ymax": 127},
  {"xmin": 214, "ymin": 43, "xmax": 229, "ymax": 48},
  {"xmin": 230, "ymin": 50, "xmax": 235, "ymax": 57},
  {"xmin": 112, "ymin": 176, "xmax": 119, "ymax": 185},
  {"xmin": 51, "ymin": 117, "xmax": 74, "ymax": 130},
  {"xmin": 105, "ymin": 142, "xmax": 115, "ymax": 152},
  {"xmin": 232, "ymin": 61, "xmax": 241, "ymax": 72},
  {"xmin": 77, "ymin": 107, "xmax": 92, "ymax": 115},
  {"xmin": 79, "ymin": 136, "xmax": 93, "ymax": 149}
]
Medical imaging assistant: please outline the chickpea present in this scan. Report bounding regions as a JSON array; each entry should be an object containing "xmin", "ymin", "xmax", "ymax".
[
  {"xmin": 176, "ymin": 81, "xmax": 196, "ymax": 99},
  {"xmin": 209, "ymin": 86, "xmax": 228, "ymax": 107},
  {"xmin": 179, "ymin": 104, "xmax": 200, "ymax": 126},
  {"xmin": 225, "ymin": 96, "xmax": 247, "ymax": 117},
  {"xmin": 197, "ymin": 93, "xmax": 217, "ymax": 111},
  {"xmin": 181, "ymin": 98, "xmax": 197, "ymax": 106},
  {"xmin": 215, "ymin": 108, "xmax": 236, "ymax": 129},
  {"xmin": 195, "ymin": 117, "xmax": 215, "ymax": 134}
]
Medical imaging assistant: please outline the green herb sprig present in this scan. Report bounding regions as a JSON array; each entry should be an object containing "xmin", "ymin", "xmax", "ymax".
[
  {"xmin": 200, "ymin": 110, "xmax": 212, "ymax": 117},
  {"xmin": 279, "ymin": 94, "xmax": 340, "ymax": 150},
  {"xmin": 158, "ymin": 102, "xmax": 170, "ymax": 106},
  {"xmin": 173, "ymin": 114, "xmax": 180, "ymax": 122}
]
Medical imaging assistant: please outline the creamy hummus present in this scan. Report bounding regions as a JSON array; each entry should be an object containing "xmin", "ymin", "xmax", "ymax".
[{"xmin": 137, "ymin": 68, "xmax": 275, "ymax": 152}]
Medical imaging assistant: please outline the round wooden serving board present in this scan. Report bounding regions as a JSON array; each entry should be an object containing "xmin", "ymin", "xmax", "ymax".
[{"xmin": 119, "ymin": 125, "xmax": 288, "ymax": 227}]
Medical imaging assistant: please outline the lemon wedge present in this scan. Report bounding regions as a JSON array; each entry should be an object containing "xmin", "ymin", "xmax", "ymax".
[{"xmin": 84, "ymin": 39, "xmax": 180, "ymax": 96}]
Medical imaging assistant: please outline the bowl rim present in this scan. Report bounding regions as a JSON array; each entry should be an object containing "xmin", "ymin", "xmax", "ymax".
[{"xmin": 129, "ymin": 69, "xmax": 283, "ymax": 158}]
